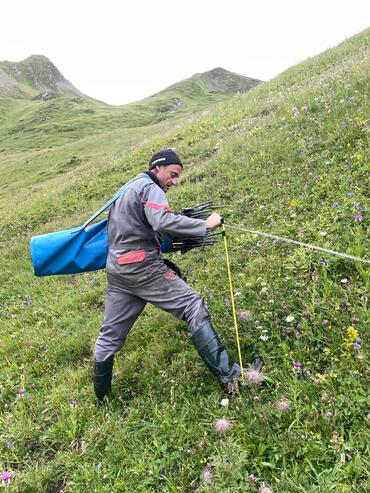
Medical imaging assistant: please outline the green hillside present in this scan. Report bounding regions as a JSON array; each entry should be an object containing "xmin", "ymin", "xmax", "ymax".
[
  {"xmin": 0, "ymin": 29, "xmax": 369, "ymax": 492},
  {"xmin": 0, "ymin": 58, "xmax": 261, "ymax": 199}
]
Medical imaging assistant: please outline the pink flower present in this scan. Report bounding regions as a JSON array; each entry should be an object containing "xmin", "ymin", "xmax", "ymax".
[
  {"xmin": 244, "ymin": 369, "xmax": 265, "ymax": 386},
  {"xmin": 276, "ymin": 398, "xmax": 291, "ymax": 412},
  {"xmin": 354, "ymin": 214, "xmax": 363, "ymax": 222},
  {"xmin": 70, "ymin": 399, "xmax": 78, "ymax": 409},
  {"xmin": 213, "ymin": 418, "xmax": 232, "ymax": 435},
  {"xmin": 248, "ymin": 474, "xmax": 256, "ymax": 482},
  {"xmin": 239, "ymin": 310, "xmax": 252, "ymax": 320}
]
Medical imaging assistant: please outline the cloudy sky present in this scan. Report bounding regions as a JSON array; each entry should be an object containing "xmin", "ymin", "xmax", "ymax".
[{"xmin": 1, "ymin": 0, "xmax": 369, "ymax": 105}]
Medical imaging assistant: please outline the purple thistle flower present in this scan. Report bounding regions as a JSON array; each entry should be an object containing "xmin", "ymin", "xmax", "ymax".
[
  {"xmin": 244, "ymin": 369, "xmax": 265, "ymax": 386},
  {"xmin": 1, "ymin": 471, "xmax": 12, "ymax": 481},
  {"xmin": 213, "ymin": 418, "xmax": 232, "ymax": 435},
  {"xmin": 239, "ymin": 310, "xmax": 252, "ymax": 320},
  {"xmin": 354, "ymin": 214, "xmax": 363, "ymax": 222}
]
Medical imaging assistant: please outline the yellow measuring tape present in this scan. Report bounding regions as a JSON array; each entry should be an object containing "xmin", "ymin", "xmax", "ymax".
[{"xmin": 221, "ymin": 219, "xmax": 245, "ymax": 382}]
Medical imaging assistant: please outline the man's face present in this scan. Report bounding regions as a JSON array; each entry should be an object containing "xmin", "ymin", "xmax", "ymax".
[{"xmin": 154, "ymin": 164, "xmax": 182, "ymax": 193}]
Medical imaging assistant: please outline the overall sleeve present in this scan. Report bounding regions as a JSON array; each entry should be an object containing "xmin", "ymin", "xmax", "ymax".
[{"xmin": 142, "ymin": 184, "xmax": 207, "ymax": 238}]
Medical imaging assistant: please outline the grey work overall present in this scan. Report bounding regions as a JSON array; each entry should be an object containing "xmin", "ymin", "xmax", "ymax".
[{"xmin": 93, "ymin": 172, "xmax": 240, "ymax": 400}]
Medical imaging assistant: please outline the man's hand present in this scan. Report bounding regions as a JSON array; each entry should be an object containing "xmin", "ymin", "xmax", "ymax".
[{"xmin": 206, "ymin": 212, "xmax": 222, "ymax": 229}]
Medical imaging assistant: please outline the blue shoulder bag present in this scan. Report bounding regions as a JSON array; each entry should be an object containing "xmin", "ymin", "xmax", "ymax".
[{"xmin": 30, "ymin": 175, "xmax": 153, "ymax": 276}]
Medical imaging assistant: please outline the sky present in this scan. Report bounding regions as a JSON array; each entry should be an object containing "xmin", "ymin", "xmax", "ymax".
[{"xmin": 1, "ymin": 0, "xmax": 369, "ymax": 105}]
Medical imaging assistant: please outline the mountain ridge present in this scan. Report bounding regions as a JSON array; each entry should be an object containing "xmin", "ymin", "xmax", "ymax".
[{"xmin": 0, "ymin": 55, "xmax": 262, "ymax": 104}]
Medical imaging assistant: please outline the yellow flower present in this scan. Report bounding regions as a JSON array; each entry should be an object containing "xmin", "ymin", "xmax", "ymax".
[{"xmin": 290, "ymin": 199, "xmax": 297, "ymax": 207}]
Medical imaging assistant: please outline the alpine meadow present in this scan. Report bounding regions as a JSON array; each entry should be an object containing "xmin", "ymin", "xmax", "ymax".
[{"xmin": 0, "ymin": 28, "xmax": 369, "ymax": 493}]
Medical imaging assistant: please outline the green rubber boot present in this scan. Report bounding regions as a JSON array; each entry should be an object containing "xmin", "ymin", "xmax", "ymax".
[
  {"xmin": 191, "ymin": 322, "xmax": 240, "ymax": 387},
  {"xmin": 93, "ymin": 356, "xmax": 114, "ymax": 402}
]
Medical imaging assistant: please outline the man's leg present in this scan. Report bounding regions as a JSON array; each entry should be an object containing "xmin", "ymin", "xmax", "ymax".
[
  {"xmin": 94, "ymin": 272, "xmax": 146, "ymax": 401},
  {"xmin": 133, "ymin": 262, "xmax": 240, "ymax": 388}
]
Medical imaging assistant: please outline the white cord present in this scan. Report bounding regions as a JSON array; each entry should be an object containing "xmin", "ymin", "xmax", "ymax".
[{"xmin": 224, "ymin": 224, "xmax": 370, "ymax": 265}]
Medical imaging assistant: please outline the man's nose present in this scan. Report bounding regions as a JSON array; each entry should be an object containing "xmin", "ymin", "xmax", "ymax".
[{"xmin": 172, "ymin": 178, "xmax": 178, "ymax": 186}]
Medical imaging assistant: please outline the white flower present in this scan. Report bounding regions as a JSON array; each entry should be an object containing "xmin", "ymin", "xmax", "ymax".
[
  {"xmin": 285, "ymin": 315, "xmax": 295, "ymax": 323},
  {"xmin": 261, "ymin": 286, "xmax": 268, "ymax": 294},
  {"xmin": 259, "ymin": 334, "xmax": 269, "ymax": 341},
  {"xmin": 220, "ymin": 398, "xmax": 229, "ymax": 407}
]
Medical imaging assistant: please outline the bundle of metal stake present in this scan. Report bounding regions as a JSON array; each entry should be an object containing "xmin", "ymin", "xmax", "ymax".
[{"xmin": 160, "ymin": 202, "xmax": 225, "ymax": 254}]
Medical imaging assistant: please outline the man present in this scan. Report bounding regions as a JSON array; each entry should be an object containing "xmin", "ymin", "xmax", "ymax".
[{"xmin": 93, "ymin": 148, "xmax": 241, "ymax": 402}]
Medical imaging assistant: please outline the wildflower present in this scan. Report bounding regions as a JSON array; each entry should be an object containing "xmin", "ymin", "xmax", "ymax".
[
  {"xmin": 326, "ymin": 411, "xmax": 333, "ymax": 418},
  {"xmin": 70, "ymin": 399, "xmax": 78, "ymax": 409},
  {"xmin": 341, "ymin": 121, "xmax": 346, "ymax": 128},
  {"xmin": 239, "ymin": 310, "xmax": 252, "ymax": 320},
  {"xmin": 276, "ymin": 398, "xmax": 291, "ymax": 412},
  {"xmin": 248, "ymin": 473, "xmax": 256, "ymax": 482},
  {"xmin": 259, "ymin": 334, "xmax": 269, "ymax": 341},
  {"xmin": 298, "ymin": 228, "xmax": 304, "ymax": 236},
  {"xmin": 220, "ymin": 398, "xmax": 229, "ymax": 407},
  {"xmin": 1, "ymin": 471, "xmax": 12, "ymax": 482},
  {"xmin": 201, "ymin": 464, "xmax": 214, "ymax": 484},
  {"xmin": 244, "ymin": 368, "xmax": 265, "ymax": 386},
  {"xmin": 340, "ymin": 453, "xmax": 346, "ymax": 464},
  {"xmin": 293, "ymin": 361, "xmax": 301, "ymax": 369},
  {"xmin": 290, "ymin": 199, "xmax": 297, "ymax": 207},
  {"xmin": 17, "ymin": 388, "xmax": 25, "ymax": 398},
  {"xmin": 332, "ymin": 203, "xmax": 340, "ymax": 209},
  {"xmin": 285, "ymin": 315, "xmax": 294, "ymax": 323},
  {"xmin": 261, "ymin": 286, "xmax": 268, "ymax": 294},
  {"xmin": 353, "ymin": 203, "xmax": 361, "ymax": 210},
  {"xmin": 320, "ymin": 231, "xmax": 327, "ymax": 236},
  {"xmin": 213, "ymin": 418, "xmax": 232, "ymax": 435},
  {"xmin": 353, "ymin": 343, "xmax": 361, "ymax": 350},
  {"xmin": 354, "ymin": 214, "xmax": 363, "ymax": 222},
  {"xmin": 254, "ymin": 395, "xmax": 260, "ymax": 401},
  {"xmin": 291, "ymin": 107, "xmax": 300, "ymax": 117},
  {"xmin": 311, "ymin": 271, "xmax": 318, "ymax": 281},
  {"xmin": 340, "ymin": 278, "xmax": 348, "ymax": 284},
  {"xmin": 259, "ymin": 485, "xmax": 274, "ymax": 493},
  {"xmin": 234, "ymin": 290, "xmax": 241, "ymax": 296}
]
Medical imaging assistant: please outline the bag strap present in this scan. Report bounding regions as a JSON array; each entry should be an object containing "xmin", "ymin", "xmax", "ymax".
[{"xmin": 82, "ymin": 175, "xmax": 153, "ymax": 229}]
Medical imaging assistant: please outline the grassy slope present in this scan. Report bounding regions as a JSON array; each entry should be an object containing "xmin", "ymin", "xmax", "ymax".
[
  {"xmin": 0, "ymin": 69, "xmax": 259, "ymax": 200},
  {"xmin": 0, "ymin": 29, "xmax": 369, "ymax": 492}
]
